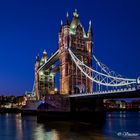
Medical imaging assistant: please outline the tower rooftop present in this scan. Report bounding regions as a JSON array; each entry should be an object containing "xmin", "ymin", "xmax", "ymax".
[
  {"xmin": 70, "ymin": 9, "xmax": 81, "ymax": 30},
  {"xmin": 43, "ymin": 49, "xmax": 47, "ymax": 55},
  {"xmin": 69, "ymin": 9, "xmax": 87, "ymax": 38}
]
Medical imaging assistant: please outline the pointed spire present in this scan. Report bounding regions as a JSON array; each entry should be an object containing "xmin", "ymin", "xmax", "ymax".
[
  {"xmin": 65, "ymin": 12, "xmax": 70, "ymax": 25},
  {"xmin": 70, "ymin": 9, "xmax": 81, "ymax": 30},
  {"xmin": 88, "ymin": 20, "xmax": 93, "ymax": 36},
  {"xmin": 36, "ymin": 54, "xmax": 40, "ymax": 62},
  {"xmin": 61, "ymin": 20, "xmax": 63, "ymax": 26},
  {"xmin": 73, "ymin": 9, "xmax": 79, "ymax": 17},
  {"xmin": 43, "ymin": 49, "xmax": 47, "ymax": 55},
  {"xmin": 89, "ymin": 20, "xmax": 92, "ymax": 27},
  {"xmin": 59, "ymin": 20, "xmax": 63, "ymax": 32},
  {"xmin": 42, "ymin": 50, "xmax": 47, "ymax": 63},
  {"xmin": 66, "ymin": 12, "xmax": 69, "ymax": 18}
]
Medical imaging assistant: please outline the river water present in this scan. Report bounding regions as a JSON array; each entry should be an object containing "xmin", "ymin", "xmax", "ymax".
[{"xmin": 0, "ymin": 111, "xmax": 140, "ymax": 140}]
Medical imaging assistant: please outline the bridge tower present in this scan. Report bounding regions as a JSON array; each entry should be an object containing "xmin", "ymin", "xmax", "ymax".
[
  {"xmin": 34, "ymin": 50, "xmax": 55, "ymax": 100},
  {"xmin": 59, "ymin": 10, "xmax": 93, "ymax": 95}
]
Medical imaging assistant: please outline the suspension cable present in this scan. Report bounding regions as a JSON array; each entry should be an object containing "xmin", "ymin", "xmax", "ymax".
[{"xmin": 68, "ymin": 48, "xmax": 136, "ymax": 87}]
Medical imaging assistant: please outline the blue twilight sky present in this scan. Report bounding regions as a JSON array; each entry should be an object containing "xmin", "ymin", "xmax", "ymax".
[{"xmin": 0, "ymin": 0, "xmax": 140, "ymax": 96}]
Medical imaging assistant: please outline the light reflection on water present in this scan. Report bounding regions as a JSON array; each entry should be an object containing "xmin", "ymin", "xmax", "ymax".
[
  {"xmin": 33, "ymin": 121, "xmax": 104, "ymax": 140},
  {"xmin": 0, "ymin": 112, "xmax": 140, "ymax": 140}
]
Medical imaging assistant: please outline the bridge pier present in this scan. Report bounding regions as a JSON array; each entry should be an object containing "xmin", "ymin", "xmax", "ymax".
[
  {"xmin": 37, "ymin": 95, "xmax": 106, "ymax": 123},
  {"xmin": 69, "ymin": 97, "xmax": 105, "ymax": 123},
  {"xmin": 94, "ymin": 99, "xmax": 105, "ymax": 112},
  {"xmin": 70, "ymin": 97, "xmax": 105, "ymax": 113}
]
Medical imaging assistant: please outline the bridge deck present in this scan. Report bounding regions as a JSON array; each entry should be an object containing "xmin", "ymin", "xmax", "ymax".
[{"xmin": 68, "ymin": 89, "xmax": 140, "ymax": 99}]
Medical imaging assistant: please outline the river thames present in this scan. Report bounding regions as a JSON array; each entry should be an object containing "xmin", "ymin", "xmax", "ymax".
[{"xmin": 0, "ymin": 111, "xmax": 140, "ymax": 140}]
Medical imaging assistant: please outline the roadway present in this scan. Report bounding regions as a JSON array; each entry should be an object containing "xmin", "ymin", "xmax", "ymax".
[{"xmin": 68, "ymin": 89, "xmax": 140, "ymax": 99}]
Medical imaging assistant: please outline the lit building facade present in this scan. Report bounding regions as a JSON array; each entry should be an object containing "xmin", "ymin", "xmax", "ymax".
[
  {"xmin": 59, "ymin": 10, "xmax": 93, "ymax": 95},
  {"xmin": 35, "ymin": 50, "xmax": 55, "ymax": 100}
]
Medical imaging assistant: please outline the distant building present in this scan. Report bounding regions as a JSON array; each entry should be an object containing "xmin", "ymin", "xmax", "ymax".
[
  {"xmin": 0, "ymin": 95, "xmax": 26, "ymax": 109},
  {"xmin": 104, "ymin": 99, "xmax": 140, "ymax": 110},
  {"xmin": 104, "ymin": 99, "xmax": 117, "ymax": 109},
  {"xmin": 104, "ymin": 99, "xmax": 127, "ymax": 109},
  {"xmin": 131, "ymin": 100, "xmax": 140, "ymax": 109},
  {"xmin": 116, "ymin": 100, "xmax": 126, "ymax": 109}
]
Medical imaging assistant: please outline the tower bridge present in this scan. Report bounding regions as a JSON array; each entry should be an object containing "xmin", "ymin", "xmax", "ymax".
[{"xmin": 33, "ymin": 10, "xmax": 140, "ymax": 111}]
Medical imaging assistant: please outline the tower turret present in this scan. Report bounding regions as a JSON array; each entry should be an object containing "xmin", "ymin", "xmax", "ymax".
[
  {"xmin": 88, "ymin": 20, "xmax": 93, "ymax": 40},
  {"xmin": 59, "ymin": 20, "xmax": 63, "ymax": 33},
  {"xmin": 35, "ymin": 55, "xmax": 40, "ymax": 62},
  {"xmin": 35, "ymin": 55, "xmax": 40, "ymax": 100},
  {"xmin": 70, "ymin": 9, "xmax": 80, "ymax": 28},
  {"xmin": 40, "ymin": 50, "xmax": 48, "ymax": 65},
  {"xmin": 86, "ymin": 20, "xmax": 93, "ymax": 73},
  {"xmin": 65, "ymin": 12, "xmax": 70, "ymax": 25}
]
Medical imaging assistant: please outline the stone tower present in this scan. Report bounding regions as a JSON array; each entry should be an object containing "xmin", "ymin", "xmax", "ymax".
[
  {"xmin": 59, "ymin": 10, "xmax": 93, "ymax": 95},
  {"xmin": 34, "ymin": 50, "xmax": 55, "ymax": 100}
]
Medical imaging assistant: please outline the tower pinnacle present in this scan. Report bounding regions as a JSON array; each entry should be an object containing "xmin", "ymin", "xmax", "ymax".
[
  {"xmin": 65, "ymin": 12, "xmax": 70, "ymax": 25},
  {"xmin": 89, "ymin": 20, "xmax": 92, "ymax": 26},
  {"xmin": 73, "ymin": 9, "xmax": 79, "ymax": 17},
  {"xmin": 43, "ymin": 49, "xmax": 47, "ymax": 55},
  {"xmin": 66, "ymin": 12, "xmax": 69, "ymax": 18},
  {"xmin": 88, "ymin": 20, "xmax": 93, "ymax": 37},
  {"xmin": 61, "ymin": 20, "xmax": 63, "ymax": 26},
  {"xmin": 36, "ymin": 54, "xmax": 40, "ymax": 62}
]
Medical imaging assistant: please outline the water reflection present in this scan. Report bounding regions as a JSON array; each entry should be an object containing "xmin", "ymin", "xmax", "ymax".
[
  {"xmin": 0, "ymin": 112, "xmax": 140, "ymax": 140},
  {"xmin": 33, "ymin": 121, "xmax": 105, "ymax": 140},
  {"xmin": 104, "ymin": 112, "xmax": 140, "ymax": 139},
  {"xmin": 33, "ymin": 124, "xmax": 60, "ymax": 140}
]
